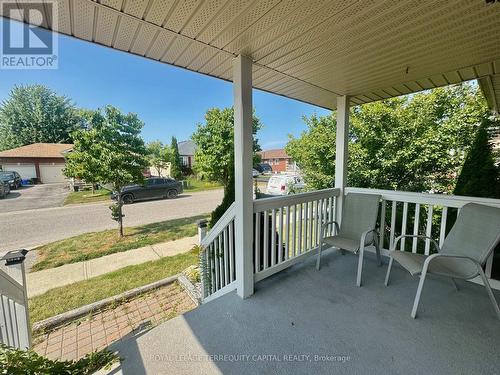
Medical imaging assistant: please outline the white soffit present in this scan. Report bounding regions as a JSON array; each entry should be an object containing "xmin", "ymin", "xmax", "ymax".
[{"xmin": 2, "ymin": 0, "xmax": 500, "ymax": 110}]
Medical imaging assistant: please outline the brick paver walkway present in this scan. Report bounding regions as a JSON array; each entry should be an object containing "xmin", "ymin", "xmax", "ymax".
[{"xmin": 33, "ymin": 282, "xmax": 196, "ymax": 361}]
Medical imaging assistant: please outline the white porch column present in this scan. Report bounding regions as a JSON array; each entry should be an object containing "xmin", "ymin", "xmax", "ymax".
[
  {"xmin": 233, "ymin": 55, "xmax": 254, "ymax": 298},
  {"xmin": 335, "ymin": 95, "xmax": 350, "ymax": 223}
]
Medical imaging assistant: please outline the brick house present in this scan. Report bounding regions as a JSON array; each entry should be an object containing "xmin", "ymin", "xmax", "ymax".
[
  {"xmin": 0, "ymin": 143, "xmax": 73, "ymax": 183},
  {"xmin": 258, "ymin": 149, "xmax": 296, "ymax": 173}
]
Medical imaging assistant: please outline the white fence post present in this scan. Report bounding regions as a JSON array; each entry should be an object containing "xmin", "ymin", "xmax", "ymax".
[
  {"xmin": 1, "ymin": 249, "xmax": 31, "ymax": 349},
  {"xmin": 198, "ymin": 219, "xmax": 208, "ymax": 245}
]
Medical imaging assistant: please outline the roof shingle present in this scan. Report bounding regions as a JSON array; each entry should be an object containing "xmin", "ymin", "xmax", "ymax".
[{"xmin": 0, "ymin": 143, "xmax": 73, "ymax": 158}]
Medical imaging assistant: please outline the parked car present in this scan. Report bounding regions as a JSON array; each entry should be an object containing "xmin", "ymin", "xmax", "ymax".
[
  {"xmin": 0, "ymin": 181, "xmax": 10, "ymax": 199},
  {"xmin": 0, "ymin": 171, "xmax": 22, "ymax": 189},
  {"xmin": 255, "ymin": 163, "xmax": 273, "ymax": 174},
  {"xmin": 252, "ymin": 169, "xmax": 260, "ymax": 178},
  {"xmin": 111, "ymin": 177, "xmax": 183, "ymax": 204},
  {"xmin": 266, "ymin": 174, "xmax": 305, "ymax": 195}
]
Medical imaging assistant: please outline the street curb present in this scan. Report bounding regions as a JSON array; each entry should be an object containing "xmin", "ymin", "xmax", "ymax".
[{"xmin": 32, "ymin": 274, "xmax": 179, "ymax": 335}]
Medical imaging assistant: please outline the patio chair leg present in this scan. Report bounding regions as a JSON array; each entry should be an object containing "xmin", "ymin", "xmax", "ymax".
[
  {"xmin": 411, "ymin": 269, "xmax": 428, "ymax": 319},
  {"xmin": 374, "ymin": 240, "xmax": 382, "ymax": 266},
  {"xmin": 384, "ymin": 257, "xmax": 393, "ymax": 286},
  {"xmin": 316, "ymin": 242, "xmax": 323, "ymax": 271},
  {"xmin": 450, "ymin": 278, "xmax": 459, "ymax": 291},
  {"xmin": 478, "ymin": 267, "xmax": 500, "ymax": 321},
  {"xmin": 356, "ymin": 246, "xmax": 364, "ymax": 287}
]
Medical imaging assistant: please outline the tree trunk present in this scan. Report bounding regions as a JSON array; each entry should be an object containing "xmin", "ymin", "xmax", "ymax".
[{"xmin": 117, "ymin": 193, "xmax": 124, "ymax": 237}]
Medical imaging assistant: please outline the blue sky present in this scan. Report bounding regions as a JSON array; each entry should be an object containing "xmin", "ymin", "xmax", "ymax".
[{"xmin": 0, "ymin": 19, "xmax": 330, "ymax": 150}]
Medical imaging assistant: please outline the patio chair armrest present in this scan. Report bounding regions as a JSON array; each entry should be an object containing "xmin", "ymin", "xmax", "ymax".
[
  {"xmin": 391, "ymin": 235, "xmax": 440, "ymax": 253},
  {"xmin": 360, "ymin": 229, "xmax": 379, "ymax": 246},
  {"xmin": 422, "ymin": 253, "xmax": 482, "ymax": 277},
  {"xmin": 321, "ymin": 220, "xmax": 339, "ymax": 237}
]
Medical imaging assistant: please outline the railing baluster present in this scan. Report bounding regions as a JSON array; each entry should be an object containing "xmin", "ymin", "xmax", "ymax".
[
  {"xmin": 285, "ymin": 206, "xmax": 290, "ymax": 260},
  {"xmin": 9, "ymin": 300, "xmax": 19, "ymax": 348},
  {"xmin": 292, "ymin": 205, "xmax": 297, "ymax": 257},
  {"xmin": 209, "ymin": 242, "xmax": 217, "ymax": 293},
  {"xmin": 439, "ymin": 206, "xmax": 448, "ymax": 248},
  {"xmin": 229, "ymin": 221, "xmax": 234, "ymax": 281},
  {"xmin": 298, "ymin": 203, "xmax": 303, "ymax": 254},
  {"xmin": 278, "ymin": 207, "xmax": 283, "ymax": 264},
  {"xmin": 264, "ymin": 210, "xmax": 269, "ymax": 269},
  {"xmin": 223, "ymin": 227, "xmax": 229, "ymax": 286},
  {"xmin": 379, "ymin": 200, "xmax": 386, "ymax": 250},
  {"xmin": 412, "ymin": 204, "xmax": 420, "ymax": 253},
  {"xmin": 308, "ymin": 201, "xmax": 314, "ymax": 250},
  {"xmin": 255, "ymin": 212, "xmax": 260, "ymax": 273},
  {"xmin": 401, "ymin": 202, "xmax": 408, "ymax": 251},
  {"xmin": 317, "ymin": 199, "xmax": 323, "ymax": 247},
  {"xmin": 271, "ymin": 209, "xmax": 276, "ymax": 266},
  {"xmin": 390, "ymin": 201, "xmax": 397, "ymax": 250},
  {"xmin": 328, "ymin": 197, "xmax": 337, "ymax": 236},
  {"xmin": 425, "ymin": 205, "xmax": 434, "ymax": 255},
  {"xmin": 2, "ymin": 296, "xmax": 14, "ymax": 347},
  {"xmin": 214, "ymin": 239, "xmax": 220, "ymax": 289},
  {"xmin": 304, "ymin": 202, "xmax": 309, "ymax": 252}
]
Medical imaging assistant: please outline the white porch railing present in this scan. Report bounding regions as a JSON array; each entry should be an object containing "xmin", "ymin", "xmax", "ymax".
[
  {"xmin": 200, "ymin": 203, "xmax": 237, "ymax": 302},
  {"xmin": 200, "ymin": 187, "xmax": 500, "ymax": 302},
  {"xmin": 253, "ymin": 188, "xmax": 340, "ymax": 282},
  {"xmin": 346, "ymin": 187, "xmax": 500, "ymax": 288},
  {"xmin": 0, "ymin": 266, "xmax": 31, "ymax": 349}
]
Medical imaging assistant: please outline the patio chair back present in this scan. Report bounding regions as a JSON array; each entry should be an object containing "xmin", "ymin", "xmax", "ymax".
[
  {"xmin": 441, "ymin": 203, "xmax": 500, "ymax": 277},
  {"xmin": 340, "ymin": 193, "xmax": 381, "ymax": 241}
]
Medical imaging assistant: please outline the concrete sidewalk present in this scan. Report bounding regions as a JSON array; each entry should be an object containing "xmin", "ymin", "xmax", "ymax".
[{"xmin": 27, "ymin": 235, "xmax": 198, "ymax": 297}]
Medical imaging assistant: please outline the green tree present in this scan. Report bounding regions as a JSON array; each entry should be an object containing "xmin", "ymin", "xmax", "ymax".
[
  {"xmin": 192, "ymin": 107, "xmax": 262, "ymax": 225},
  {"xmin": 64, "ymin": 111, "xmax": 104, "ymax": 195},
  {"xmin": 147, "ymin": 140, "xmax": 172, "ymax": 177},
  {"xmin": 0, "ymin": 85, "xmax": 81, "ymax": 151},
  {"xmin": 287, "ymin": 84, "xmax": 488, "ymax": 193},
  {"xmin": 454, "ymin": 117, "xmax": 500, "ymax": 198},
  {"xmin": 66, "ymin": 106, "xmax": 148, "ymax": 237},
  {"xmin": 170, "ymin": 137, "xmax": 183, "ymax": 179}
]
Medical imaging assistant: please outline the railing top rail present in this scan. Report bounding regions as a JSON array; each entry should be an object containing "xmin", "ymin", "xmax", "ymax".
[
  {"xmin": 201, "ymin": 202, "xmax": 236, "ymax": 248},
  {"xmin": 346, "ymin": 187, "xmax": 500, "ymax": 208},
  {"xmin": 253, "ymin": 188, "xmax": 340, "ymax": 212},
  {"xmin": 0, "ymin": 268, "xmax": 25, "ymax": 305}
]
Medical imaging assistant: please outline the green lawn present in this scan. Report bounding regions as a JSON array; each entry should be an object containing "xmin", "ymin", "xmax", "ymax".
[
  {"xmin": 32, "ymin": 214, "xmax": 207, "ymax": 272},
  {"xmin": 184, "ymin": 177, "xmax": 222, "ymax": 192},
  {"xmin": 64, "ymin": 189, "xmax": 111, "ymax": 205},
  {"xmin": 29, "ymin": 248, "xmax": 199, "ymax": 324}
]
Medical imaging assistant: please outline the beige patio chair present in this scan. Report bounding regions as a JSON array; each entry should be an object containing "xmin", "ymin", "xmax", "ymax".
[
  {"xmin": 316, "ymin": 193, "xmax": 382, "ymax": 286},
  {"xmin": 385, "ymin": 203, "xmax": 500, "ymax": 320}
]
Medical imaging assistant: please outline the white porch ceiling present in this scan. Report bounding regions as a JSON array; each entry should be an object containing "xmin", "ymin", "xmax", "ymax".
[{"xmin": 3, "ymin": 0, "xmax": 500, "ymax": 110}]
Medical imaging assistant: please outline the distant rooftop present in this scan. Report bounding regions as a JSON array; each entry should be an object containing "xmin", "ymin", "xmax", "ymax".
[
  {"xmin": 178, "ymin": 140, "xmax": 196, "ymax": 156},
  {"xmin": 0, "ymin": 143, "xmax": 73, "ymax": 158},
  {"xmin": 258, "ymin": 149, "xmax": 290, "ymax": 160}
]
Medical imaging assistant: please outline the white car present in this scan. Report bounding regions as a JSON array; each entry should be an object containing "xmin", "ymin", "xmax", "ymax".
[{"xmin": 266, "ymin": 175, "xmax": 305, "ymax": 195}]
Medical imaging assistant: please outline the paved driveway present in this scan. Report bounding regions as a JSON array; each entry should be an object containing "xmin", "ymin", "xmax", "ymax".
[
  {"xmin": 0, "ymin": 189, "xmax": 223, "ymax": 251},
  {"xmin": 0, "ymin": 184, "xmax": 69, "ymax": 213}
]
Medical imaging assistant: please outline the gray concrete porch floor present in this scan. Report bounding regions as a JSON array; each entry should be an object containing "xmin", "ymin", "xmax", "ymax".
[{"xmin": 110, "ymin": 248, "xmax": 500, "ymax": 375}]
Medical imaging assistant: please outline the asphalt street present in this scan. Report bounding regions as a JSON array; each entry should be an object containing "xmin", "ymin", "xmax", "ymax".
[{"xmin": 0, "ymin": 189, "xmax": 223, "ymax": 251}]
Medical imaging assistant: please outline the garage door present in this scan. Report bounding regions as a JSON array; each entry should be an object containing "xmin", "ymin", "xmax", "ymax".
[
  {"xmin": 1, "ymin": 164, "xmax": 36, "ymax": 179},
  {"xmin": 39, "ymin": 164, "xmax": 67, "ymax": 183}
]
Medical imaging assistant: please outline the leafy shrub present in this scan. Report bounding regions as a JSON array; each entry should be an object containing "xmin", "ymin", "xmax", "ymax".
[{"xmin": 0, "ymin": 344, "xmax": 118, "ymax": 375}]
